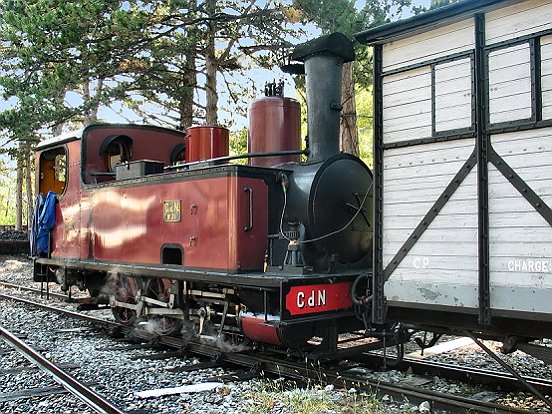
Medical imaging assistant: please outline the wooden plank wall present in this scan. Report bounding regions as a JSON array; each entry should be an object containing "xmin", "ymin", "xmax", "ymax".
[
  {"xmin": 484, "ymin": 0, "xmax": 552, "ymax": 312},
  {"xmin": 382, "ymin": 19, "xmax": 474, "ymax": 72},
  {"xmin": 435, "ymin": 58, "xmax": 473, "ymax": 131},
  {"xmin": 485, "ymin": 0, "xmax": 551, "ymax": 44},
  {"xmin": 378, "ymin": 0, "xmax": 552, "ymax": 312},
  {"xmin": 381, "ymin": 17, "xmax": 477, "ymax": 306},
  {"xmin": 383, "ymin": 67, "xmax": 432, "ymax": 144},
  {"xmin": 488, "ymin": 43, "xmax": 531, "ymax": 124}
]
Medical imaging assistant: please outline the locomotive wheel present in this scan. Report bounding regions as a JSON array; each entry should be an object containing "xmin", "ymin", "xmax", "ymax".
[
  {"xmin": 111, "ymin": 274, "xmax": 138, "ymax": 325},
  {"xmin": 144, "ymin": 278, "xmax": 182, "ymax": 336}
]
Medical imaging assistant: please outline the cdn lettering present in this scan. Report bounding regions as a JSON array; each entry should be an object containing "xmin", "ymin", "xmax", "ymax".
[{"xmin": 297, "ymin": 290, "xmax": 327, "ymax": 309}]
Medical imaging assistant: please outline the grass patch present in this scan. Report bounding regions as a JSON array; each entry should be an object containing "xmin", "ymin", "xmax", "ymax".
[{"xmin": 244, "ymin": 379, "xmax": 391, "ymax": 414}]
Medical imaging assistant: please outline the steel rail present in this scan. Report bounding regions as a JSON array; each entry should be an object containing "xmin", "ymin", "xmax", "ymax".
[
  {"xmin": 0, "ymin": 290, "xmax": 544, "ymax": 413},
  {"xmin": 0, "ymin": 280, "xmax": 71, "ymax": 301},
  {"xmin": 466, "ymin": 332, "xmax": 552, "ymax": 411},
  {"xmin": 0, "ymin": 292, "xmax": 119, "ymax": 330},
  {"xmin": 352, "ymin": 352, "xmax": 552, "ymax": 395},
  {"xmin": 0, "ymin": 324, "xmax": 125, "ymax": 414}
]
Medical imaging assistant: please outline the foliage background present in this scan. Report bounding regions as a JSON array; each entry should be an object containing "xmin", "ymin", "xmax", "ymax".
[{"xmin": 0, "ymin": 0, "xmax": 455, "ymax": 227}]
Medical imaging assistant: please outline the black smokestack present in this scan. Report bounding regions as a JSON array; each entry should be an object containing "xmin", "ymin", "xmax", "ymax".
[{"xmin": 290, "ymin": 33, "xmax": 355, "ymax": 164}]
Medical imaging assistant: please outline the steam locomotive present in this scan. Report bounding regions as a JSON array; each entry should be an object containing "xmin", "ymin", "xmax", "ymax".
[
  {"xmin": 32, "ymin": 33, "xmax": 373, "ymax": 351},
  {"xmin": 33, "ymin": 0, "xmax": 552, "ymax": 364}
]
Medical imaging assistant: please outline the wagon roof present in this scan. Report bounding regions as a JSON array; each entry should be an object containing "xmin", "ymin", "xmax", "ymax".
[{"xmin": 355, "ymin": 0, "xmax": 507, "ymax": 45}]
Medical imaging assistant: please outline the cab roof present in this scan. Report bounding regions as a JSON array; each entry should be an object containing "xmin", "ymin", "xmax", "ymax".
[{"xmin": 35, "ymin": 128, "xmax": 84, "ymax": 151}]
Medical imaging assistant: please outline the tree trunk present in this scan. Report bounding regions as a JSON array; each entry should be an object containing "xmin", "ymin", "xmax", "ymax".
[
  {"xmin": 205, "ymin": 38, "xmax": 218, "ymax": 125},
  {"xmin": 179, "ymin": 0, "xmax": 197, "ymax": 130},
  {"xmin": 15, "ymin": 147, "xmax": 23, "ymax": 230},
  {"xmin": 25, "ymin": 141, "xmax": 34, "ymax": 230},
  {"xmin": 340, "ymin": 62, "xmax": 359, "ymax": 156},
  {"xmin": 204, "ymin": 0, "xmax": 218, "ymax": 125},
  {"xmin": 52, "ymin": 91, "xmax": 66, "ymax": 136},
  {"xmin": 4, "ymin": 187, "xmax": 11, "ymax": 221},
  {"xmin": 52, "ymin": 123, "xmax": 64, "ymax": 136},
  {"xmin": 179, "ymin": 48, "xmax": 196, "ymax": 130},
  {"xmin": 83, "ymin": 80, "xmax": 99, "ymax": 126}
]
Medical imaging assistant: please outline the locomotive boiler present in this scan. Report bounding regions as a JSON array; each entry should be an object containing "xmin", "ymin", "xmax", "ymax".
[
  {"xmin": 276, "ymin": 34, "xmax": 373, "ymax": 271},
  {"xmin": 32, "ymin": 33, "xmax": 373, "ymax": 351}
]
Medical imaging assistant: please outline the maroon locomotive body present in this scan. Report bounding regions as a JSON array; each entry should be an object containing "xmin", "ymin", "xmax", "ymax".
[
  {"xmin": 42, "ymin": 124, "xmax": 266, "ymax": 270},
  {"xmin": 42, "ymin": 126, "xmax": 270, "ymax": 270}
]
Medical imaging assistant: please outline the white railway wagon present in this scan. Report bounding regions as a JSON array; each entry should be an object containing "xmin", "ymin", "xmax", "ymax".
[{"xmin": 356, "ymin": 0, "xmax": 552, "ymax": 348}]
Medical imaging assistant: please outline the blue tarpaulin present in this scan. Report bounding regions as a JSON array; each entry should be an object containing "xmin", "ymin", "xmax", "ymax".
[{"xmin": 33, "ymin": 191, "xmax": 57, "ymax": 255}]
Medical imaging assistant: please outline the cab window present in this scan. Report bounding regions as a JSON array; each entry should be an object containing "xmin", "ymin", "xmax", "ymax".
[
  {"xmin": 170, "ymin": 143, "xmax": 186, "ymax": 164},
  {"xmin": 104, "ymin": 138, "xmax": 132, "ymax": 172}
]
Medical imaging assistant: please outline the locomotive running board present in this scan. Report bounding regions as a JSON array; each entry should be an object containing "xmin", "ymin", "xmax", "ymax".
[{"xmin": 33, "ymin": 257, "xmax": 291, "ymax": 288}]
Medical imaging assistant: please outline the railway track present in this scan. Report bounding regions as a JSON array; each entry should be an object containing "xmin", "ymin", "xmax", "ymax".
[
  {"xmin": 0, "ymin": 290, "xmax": 119, "ymax": 330},
  {"xmin": 0, "ymin": 324, "xmax": 125, "ymax": 414},
  {"xmin": 0, "ymin": 280, "xmax": 72, "ymax": 301},
  {"xmin": 1, "ymin": 284, "xmax": 550, "ymax": 413},
  {"xmin": 354, "ymin": 352, "xmax": 552, "ymax": 395}
]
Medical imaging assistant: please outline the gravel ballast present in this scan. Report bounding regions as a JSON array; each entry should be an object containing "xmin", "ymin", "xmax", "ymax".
[{"xmin": 1, "ymin": 254, "xmax": 551, "ymax": 413}]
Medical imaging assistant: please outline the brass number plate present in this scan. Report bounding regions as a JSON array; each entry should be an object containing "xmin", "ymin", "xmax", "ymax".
[{"xmin": 163, "ymin": 200, "xmax": 181, "ymax": 222}]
